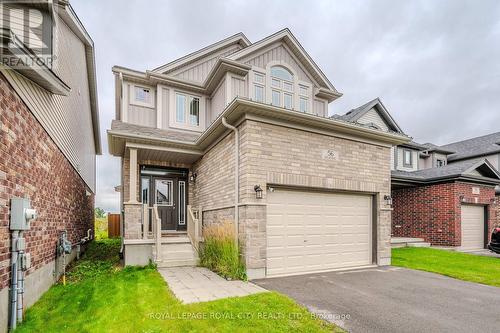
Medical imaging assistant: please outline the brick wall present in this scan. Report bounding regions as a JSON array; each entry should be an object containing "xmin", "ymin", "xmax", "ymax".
[
  {"xmin": 0, "ymin": 73, "xmax": 94, "ymax": 290},
  {"xmin": 392, "ymin": 182, "xmax": 496, "ymax": 246}
]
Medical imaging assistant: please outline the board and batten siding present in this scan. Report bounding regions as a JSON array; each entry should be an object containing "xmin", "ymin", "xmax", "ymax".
[
  {"xmin": 243, "ymin": 43, "xmax": 314, "ymax": 85},
  {"xmin": 209, "ymin": 79, "xmax": 226, "ymax": 123},
  {"xmin": 170, "ymin": 45, "xmax": 243, "ymax": 83},
  {"xmin": 230, "ymin": 76, "xmax": 247, "ymax": 100},
  {"xmin": 1, "ymin": 18, "xmax": 96, "ymax": 191},
  {"xmin": 313, "ymin": 99, "xmax": 327, "ymax": 117},
  {"xmin": 357, "ymin": 108, "xmax": 389, "ymax": 131}
]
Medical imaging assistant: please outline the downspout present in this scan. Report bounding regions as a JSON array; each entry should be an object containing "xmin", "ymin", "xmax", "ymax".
[{"xmin": 221, "ymin": 117, "xmax": 239, "ymax": 245}]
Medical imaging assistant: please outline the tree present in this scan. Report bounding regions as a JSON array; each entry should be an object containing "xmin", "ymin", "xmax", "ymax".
[{"xmin": 94, "ymin": 207, "xmax": 106, "ymax": 218}]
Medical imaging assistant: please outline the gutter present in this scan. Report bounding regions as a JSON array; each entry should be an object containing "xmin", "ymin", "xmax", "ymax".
[
  {"xmin": 221, "ymin": 117, "xmax": 239, "ymax": 246},
  {"xmin": 391, "ymin": 173, "xmax": 500, "ymax": 186}
]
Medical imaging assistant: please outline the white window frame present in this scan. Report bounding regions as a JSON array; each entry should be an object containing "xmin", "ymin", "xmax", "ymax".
[
  {"xmin": 252, "ymin": 71, "xmax": 265, "ymax": 103},
  {"xmin": 169, "ymin": 89, "xmax": 205, "ymax": 132},
  {"xmin": 403, "ymin": 149, "xmax": 413, "ymax": 167},
  {"xmin": 269, "ymin": 65, "xmax": 294, "ymax": 108},
  {"xmin": 130, "ymin": 84, "xmax": 155, "ymax": 108},
  {"xmin": 298, "ymin": 84, "xmax": 310, "ymax": 113}
]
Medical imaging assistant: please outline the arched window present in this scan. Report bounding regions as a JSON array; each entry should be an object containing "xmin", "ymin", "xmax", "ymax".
[{"xmin": 270, "ymin": 66, "xmax": 294, "ymax": 109}]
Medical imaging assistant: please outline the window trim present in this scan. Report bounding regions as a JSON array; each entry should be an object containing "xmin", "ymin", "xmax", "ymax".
[
  {"xmin": 436, "ymin": 159, "xmax": 445, "ymax": 167},
  {"xmin": 178, "ymin": 181, "xmax": 186, "ymax": 225},
  {"xmin": 169, "ymin": 89, "xmax": 204, "ymax": 132},
  {"xmin": 253, "ymin": 71, "xmax": 265, "ymax": 103},
  {"xmin": 403, "ymin": 149, "xmax": 413, "ymax": 167},
  {"xmin": 155, "ymin": 179, "xmax": 173, "ymax": 206},
  {"xmin": 130, "ymin": 84, "xmax": 155, "ymax": 108}
]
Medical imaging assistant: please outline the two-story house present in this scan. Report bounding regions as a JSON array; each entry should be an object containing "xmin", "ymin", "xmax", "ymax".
[
  {"xmin": 337, "ymin": 99, "xmax": 500, "ymax": 251},
  {"xmin": 108, "ymin": 29, "xmax": 411, "ymax": 279},
  {"xmin": 0, "ymin": 1, "xmax": 99, "ymax": 331}
]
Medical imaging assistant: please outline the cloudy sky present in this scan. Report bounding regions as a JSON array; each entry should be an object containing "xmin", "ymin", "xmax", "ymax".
[{"xmin": 71, "ymin": 0, "xmax": 500, "ymax": 212}]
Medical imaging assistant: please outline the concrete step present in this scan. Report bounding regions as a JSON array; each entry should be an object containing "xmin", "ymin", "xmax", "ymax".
[
  {"xmin": 157, "ymin": 258, "xmax": 198, "ymax": 268},
  {"xmin": 161, "ymin": 236, "xmax": 191, "ymax": 244},
  {"xmin": 391, "ymin": 237, "xmax": 430, "ymax": 248}
]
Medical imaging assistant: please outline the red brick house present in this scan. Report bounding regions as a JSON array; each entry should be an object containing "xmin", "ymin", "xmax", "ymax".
[
  {"xmin": 0, "ymin": 2, "xmax": 100, "ymax": 331},
  {"xmin": 336, "ymin": 100, "xmax": 500, "ymax": 250}
]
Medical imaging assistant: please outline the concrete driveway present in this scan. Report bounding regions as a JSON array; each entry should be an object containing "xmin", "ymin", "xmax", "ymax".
[{"xmin": 254, "ymin": 267, "xmax": 500, "ymax": 333}]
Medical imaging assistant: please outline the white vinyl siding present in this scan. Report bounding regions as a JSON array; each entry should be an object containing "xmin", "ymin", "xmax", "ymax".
[
  {"xmin": 266, "ymin": 189, "xmax": 372, "ymax": 277},
  {"xmin": 1, "ymin": 18, "xmax": 96, "ymax": 191},
  {"xmin": 357, "ymin": 108, "xmax": 390, "ymax": 131},
  {"xmin": 1, "ymin": 4, "xmax": 45, "ymax": 55},
  {"xmin": 169, "ymin": 45, "xmax": 243, "ymax": 82}
]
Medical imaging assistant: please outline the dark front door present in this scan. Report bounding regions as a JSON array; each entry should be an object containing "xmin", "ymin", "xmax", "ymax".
[
  {"xmin": 141, "ymin": 167, "xmax": 188, "ymax": 232},
  {"xmin": 154, "ymin": 177, "xmax": 176, "ymax": 230}
]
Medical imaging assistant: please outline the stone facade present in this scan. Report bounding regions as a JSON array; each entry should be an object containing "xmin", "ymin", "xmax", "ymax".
[
  {"xmin": 392, "ymin": 182, "xmax": 497, "ymax": 246},
  {"xmin": 122, "ymin": 118, "xmax": 394, "ymax": 278},
  {"xmin": 0, "ymin": 74, "xmax": 94, "ymax": 331}
]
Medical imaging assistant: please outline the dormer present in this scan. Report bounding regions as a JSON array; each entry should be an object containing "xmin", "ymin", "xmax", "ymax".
[{"xmin": 418, "ymin": 143, "xmax": 455, "ymax": 170}]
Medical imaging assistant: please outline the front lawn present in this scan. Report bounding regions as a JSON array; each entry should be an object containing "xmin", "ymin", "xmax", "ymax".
[
  {"xmin": 16, "ymin": 239, "xmax": 341, "ymax": 332},
  {"xmin": 392, "ymin": 247, "xmax": 500, "ymax": 287}
]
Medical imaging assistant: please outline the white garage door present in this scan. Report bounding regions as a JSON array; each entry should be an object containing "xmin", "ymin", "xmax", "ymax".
[
  {"xmin": 461, "ymin": 205, "xmax": 484, "ymax": 250},
  {"xmin": 266, "ymin": 189, "xmax": 372, "ymax": 277}
]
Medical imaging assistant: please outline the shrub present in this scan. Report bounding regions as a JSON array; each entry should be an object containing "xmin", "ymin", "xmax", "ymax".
[{"xmin": 199, "ymin": 221, "xmax": 246, "ymax": 280}]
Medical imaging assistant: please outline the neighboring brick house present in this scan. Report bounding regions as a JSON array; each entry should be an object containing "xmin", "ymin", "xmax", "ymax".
[
  {"xmin": 336, "ymin": 100, "xmax": 500, "ymax": 250},
  {"xmin": 0, "ymin": 2, "xmax": 99, "ymax": 331},
  {"xmin": 108, "ymin": 29, "xmax": 411, "ymax": 279}
]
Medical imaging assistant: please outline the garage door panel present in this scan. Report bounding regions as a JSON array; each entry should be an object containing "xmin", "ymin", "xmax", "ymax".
[
  {"xmin": 266, "ymin": 189, "xmax": 372, "ymax": 277},
  {"xmin": 461, "ymin": 205, "xmax": 484, "ymax": 250}
]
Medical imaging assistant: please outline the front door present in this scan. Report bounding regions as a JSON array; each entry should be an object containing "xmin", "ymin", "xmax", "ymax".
[{"xmin": 154, "ymin": 178, "xmax": 176, "ymax": 230}]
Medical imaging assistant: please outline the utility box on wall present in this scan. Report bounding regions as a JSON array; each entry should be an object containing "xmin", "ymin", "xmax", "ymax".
[{"xmin": 10, "ymin": 197, "xmax": 37, "ymax": 230}]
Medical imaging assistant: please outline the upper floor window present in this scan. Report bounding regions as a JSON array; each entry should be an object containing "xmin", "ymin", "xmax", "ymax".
[
  {"xmin": 403, "ymin": 149, "xmax": 413, "ymax": 167},
  {"xmin": 436, "ymin": 159, "xmax": 445, "ymax": 167},
  {"xmin": 176, "ymin": 92, "xmax": 200, "ymax": 126},
  {"xmin": 253, "ymin": 72, "xmax": 265, "ymax": 103},
  {"xmin": 270, "ymin": 66, "xmax": 294, "ymax": 109},
  {"xmin": 131, "ymin": 85, "xmax": 154, "ymax": 108}
]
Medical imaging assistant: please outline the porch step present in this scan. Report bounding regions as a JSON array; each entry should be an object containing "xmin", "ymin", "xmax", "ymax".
[
  {"xmin": 155, "ymin": 239, "xmax": 199, "ymax": 267},
  {"xmin": 391, "ymin": 237, "xmax": 431, "ymax": 248}
]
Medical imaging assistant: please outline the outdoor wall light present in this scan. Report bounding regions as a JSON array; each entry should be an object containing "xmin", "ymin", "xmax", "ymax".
[
  {"xmin": 189, "ymin": 172, "xmax": 197, "ymax": 183},
  {"xmin": 254, "ymin": 185, "xmax": 263, "ymax": 199},
  {"xmin": 384, "ymin": 195, "xmax": 393, "ymax": 206}
]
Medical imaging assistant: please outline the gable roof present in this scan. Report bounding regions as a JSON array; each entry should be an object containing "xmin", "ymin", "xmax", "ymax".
[
  {"xmin": 392, "ymin": 158, "xmax": 500, "ymax": 185},
  {"xmin": 152, "ymin": 32, "xmax": 251, "ymax": 74},
  {"xmin": 227, "ymin": 28, "xmax": 341, "ymax": 97},
  {"xmin": 334, "ymin": 98, "xmax": 405, "ymax": 134},
  {"xmin": 439, "ymin": 132, "xmax": 500, "ymax": 162}
]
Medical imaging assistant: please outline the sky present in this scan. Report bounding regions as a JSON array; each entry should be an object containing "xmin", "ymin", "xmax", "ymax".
[{"xmin": 70, "ymin": 0, "xmax": 500, "ymax": 212}]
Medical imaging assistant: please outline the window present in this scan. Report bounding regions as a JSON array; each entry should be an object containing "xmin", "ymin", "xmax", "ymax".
[
  {"xmin": 175, "ymin": 93, "xmax": 200, "ymax": 127},
  {"xmin": 253, "ymin": 72, "xmax": 265, "ymax": 103},
  {"xmin": 299, "ymin": 97, "xmax": 308, "ymax": 112},
  {"xmin": 131, "ymin": 85, "xmax": 154, "ymax": 107},
  {"xmin": 270, "ymin": 66, "xmax": 294, "ymax": 108},
  {"xmin": 141, "ymin": 177, "xmax": 150, "ymax": 203},
  {"xmin": 272, "ymin": 90, "xmax": 280, "ymax": 106},
  {"xmin": 189, "ymin": 97, "xmax": 199, "ymax": 126},
  {"xmin": 178, "ymin": 181, "xmax": 186, "ymax": 225},
  {"xmin": 403, "ymin": 149, "xmax": 413, "ymax": 167},
  {"xmin": 155, "ymin": 179, "xmax": 173, "ymax": 206},
  {"xmin": 254, "ymin": 85, "xmax": 264, "ymax": 102},
  {"xmin": 284, "ymin": 93, "xmax": 293, "ymax": 109},
  {"xmin": 436, "ymin": 159, "xmax": 445, "ymax": 167},
  {"xmin": 298, "ymin": 85, "xmax": 309, "ymax": 113}
]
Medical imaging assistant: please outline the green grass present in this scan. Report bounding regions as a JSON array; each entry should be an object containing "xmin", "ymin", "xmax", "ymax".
[
  {"xmin": 16, "ymin": 239, "xmax": 342, "ymax": 333},
  {"xmin": 392, "ymin": 247, "xmax": 500, "ymax": 287}
]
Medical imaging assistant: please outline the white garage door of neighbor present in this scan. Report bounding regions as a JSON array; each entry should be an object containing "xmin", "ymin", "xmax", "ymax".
[
  {"xmin": 461, "ymin": 205, "xmax": 485, "ymax": 250},
  {"xmin": 266, "ymin": 189, "xmax": 372, "ymax": 277}
]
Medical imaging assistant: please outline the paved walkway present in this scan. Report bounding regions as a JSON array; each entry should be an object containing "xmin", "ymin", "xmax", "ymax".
[{"xmin": 158, "ymin": 267, "xmax": 266, "ymax": 303}]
